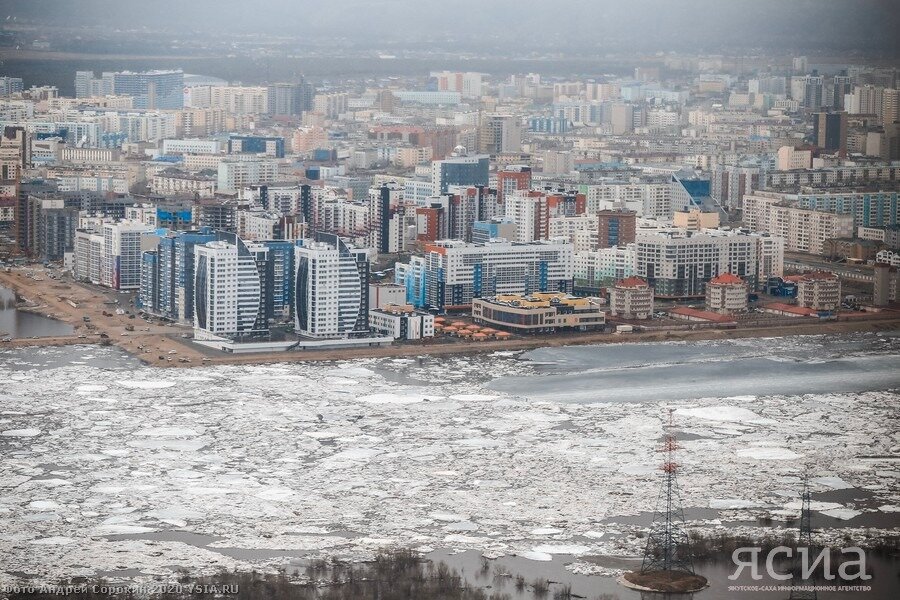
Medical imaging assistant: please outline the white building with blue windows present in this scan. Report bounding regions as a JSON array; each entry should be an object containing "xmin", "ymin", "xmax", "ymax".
[{"xmin": 396, "ymin": 239, "xmax": 574, "ymax": 312}]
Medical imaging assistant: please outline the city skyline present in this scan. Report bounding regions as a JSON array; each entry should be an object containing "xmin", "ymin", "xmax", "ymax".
[{"xmin": 0, "ymin": 2, "xmax": 897, "ymax": 599}]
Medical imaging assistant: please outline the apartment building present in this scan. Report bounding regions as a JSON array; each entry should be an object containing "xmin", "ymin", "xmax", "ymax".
[
  {"xmin": 294, "ymin": 232, "xmax": 370, "ymax": 339},
  {"xmin": 193, "ymin": 239, "xmax": 265, "ymax": 340},
  {"xmin": 574, "ymin": 244, "xmax": 636, "ymax": 287},
  {"xmin": 788, "ymin": 272, "xmax": 841, "ymax": 311},
  {"xmin": 635, "ymin": 228, "xmax": 784, "ymax": 298},
  {"xmin": 397, "ymin": 239, "xmax": 574, "ymax": 312},
  {"xmin": 369, "ymin": 304, "xmax": 435, "ymax": 340},
  {"xmin": 705, "ymin": 273, "xmax": 748, "ymax": 314},
  {"xmin": 743, "ymin": 192, "xmax": 855, "ymax": 255},
  {"xmin": 73, "ymin": 219, "xmax": 153, "ymax": 290},
  {"xmin": 217, "ymin": 158, "xmax": 280, "ymax": 192},
  {"xmin": 609, "ymin": 276, "xmax": 654, "ymax": 319}
]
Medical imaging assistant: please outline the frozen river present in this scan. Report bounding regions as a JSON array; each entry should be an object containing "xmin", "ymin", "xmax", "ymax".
[{"xmin": 0, "ymin": 333, "xmax": 898, "ymax": 596}]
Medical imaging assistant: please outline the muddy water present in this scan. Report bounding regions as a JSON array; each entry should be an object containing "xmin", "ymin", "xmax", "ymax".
[{"xmin": 0, "ymin": 285, "xmax": 73, "ymax": 338}]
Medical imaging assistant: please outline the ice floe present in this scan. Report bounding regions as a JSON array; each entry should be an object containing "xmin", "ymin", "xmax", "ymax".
[
  {"xmin": 1, "ymin": 428, "xmax": 41, "ymax": 437},
  {"xmin": 0, "ymin": 336, "xmax": 897, "ymax": 585}
]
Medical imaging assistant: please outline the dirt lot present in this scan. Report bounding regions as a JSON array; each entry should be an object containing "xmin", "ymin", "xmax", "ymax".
[{"xmin": 0, "ymin": 269, "xmax": 205, "ymax": 366}]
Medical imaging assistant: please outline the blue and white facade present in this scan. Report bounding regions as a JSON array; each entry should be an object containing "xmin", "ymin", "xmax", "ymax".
[
  {"xmin": 193, "ymin": 239, "xmax": 265, "ymax": 340},
  {"xmin": 109, "ymin": 70, "xmax": 184, "ymax": 110},
  {"xmin": 396, "ymin": 239, "xmax": 574, "ymax": 312},
  {"xmin": 294, "ymin": 233, "xmax": 371, "ymax": 339}
]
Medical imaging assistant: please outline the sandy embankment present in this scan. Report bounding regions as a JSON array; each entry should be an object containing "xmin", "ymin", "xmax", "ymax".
[{"xmin": 2, "ymin": 269, "xmax": 899, "ymax": 367}]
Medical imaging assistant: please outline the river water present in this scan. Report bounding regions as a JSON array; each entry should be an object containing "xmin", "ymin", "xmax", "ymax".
[
  {"xmin": 0, "ymin": 285, "xmax": 74, "ymax": 338},
  {"xmin": 488, "ymin": 331, "xmax": 900, "ymax": 403}
]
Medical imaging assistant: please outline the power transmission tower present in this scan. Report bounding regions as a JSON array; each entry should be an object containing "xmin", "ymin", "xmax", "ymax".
[
  {"xmin": 788, "ymin": 477, "xmax": 818, "ymax": 600},
  {"xmin": 641, "ymin": 409, "xmax": 695, "ymax": 574}
]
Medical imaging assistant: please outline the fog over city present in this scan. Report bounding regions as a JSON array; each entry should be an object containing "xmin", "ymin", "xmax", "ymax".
[{"xmin": 3, "ymin": 0, "xmax": 899, "ymax": 52}]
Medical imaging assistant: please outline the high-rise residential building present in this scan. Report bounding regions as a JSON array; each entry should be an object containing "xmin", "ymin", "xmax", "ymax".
[
  {"xmin": 541, "ymin": 150, "xmax": 575, "ymax": 175},
  {"xmin": 749, "ymin": 76, "xmax": 787, "ymax": 96},
  {"xmin": 851, "ymin": 85, "xmax": 884, "ymax": 119},
  {"xmin": 504, "ymin": 190, "xmax": 586, "ymax": 243},
  {"xmin": 294, "ymin": 232, "xmax": 371, "ymax": 339},
  {"xmin": 775, "ymin": 146, "xmax": 813, "ymax": 170},
  {"xmin": 104, "ymin": 70, "xmax": 184, "ymax": 109},
  {"xmin": 0, "ymin": 126, "xmax": 27, "ymax": 249},
  {"xmin": 597, "ymin": 210, "xmax": 637, "ymax": 248},
  {"xmin": 478, "ymin": 113, "xmax": 522, "ymax": 154},
  {"xmin": 194, "ymin": 239, "xmax": 265, "ymax": 340},
  {"xmin": 139, "ymin": 228, "xmax": 217, "ymax": 321},
  {"xmin": 803, "ymin": 75, "xmax": 825, "ymax": 109},
  {"xmin": 635, "ymin": 228, "xmax": 784, "ymax": 297},
  {"xmin": 435, "ymin": 186, "xmax": 498, "ymax": 243},
  {"xmin": 504, "ymin": 190, "xmax": 551, "ymax": 243},
  {"xmin": 710, "ymin": 163, "xmax": 762, "ymax": 210},
  {"xmin": 831, "ymin": 75, "xmax": 853, "ymax": 110},
  {"xmin": 813, "ymin": 111, "xmax": 847, "ymax": 156},
  {"xmin": 742, "ymin": 192, "xmax": 855, "ymax": 255},
  {"xmin": 396, "ymin": 239, "xmax": 574, "ymax": 312},
  {"xmin": 195, "ymin": 85, "xmax": 269, "ymax": 114},
  {"xmin": 549, "ymin": 215, "xmax": 597, "ymax": 248},
  {"xmin": 574, "ymin": 244, "xmax": 636, "ymax": 287},
  {"xmin": 312, "ymin": 92, "xmax": 348, "ymax": 118},
  {"xmin": 873, "ymin": 263, "xmax": 898, "ymax": 306},
  {"xmin": 100, "ymin": 220, "xmax": 154, "ymax": 290},
  {"xmin": 74, "ymin": 71, "xmax": 97, "ymax": 98},
  {"xmin": 790, "ymin": 76, "xmax": 807, "ymax": 104},
  {"xmin": 431, "ymin": 153, "xmax": 489, "ymax": 195},
  {"xmin": 72, "ymin": 219, "xmax": 153, "ymax": 290},
  {"xmin": 0, "ymin": 77, "xmax": 24, "ymax": 97},
  {"xmin": 73, "ymin": 229, "xmax": 105, "ymax": 284},
  {"xmin": 883, "ymin": 88, "xmax": 900, "ymax": 126},
  {"xmin": 764, "ymin": 165, "xmax": 900, "ymax": 190},
  {"xmin": 793, "ymin": 190, "xmax": 900, "ymax": 229},
  {"xmin": 610, "ymin": 103, "xmax": 634, "ymax": 134},
  {"xmin": 267, "ymin": 81, "xmax": 313, "ymax": 117},
  {"xmin": 497, "ymin": 165, "xmax": 532, "ymax": 202}
]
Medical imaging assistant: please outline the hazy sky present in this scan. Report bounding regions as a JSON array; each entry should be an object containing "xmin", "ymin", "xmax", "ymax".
[{"xmin": 3, "ymin": 0, "xmax": 899, "ymax": 55}]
